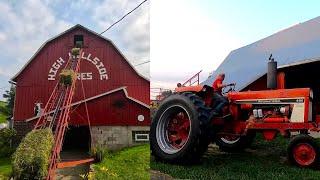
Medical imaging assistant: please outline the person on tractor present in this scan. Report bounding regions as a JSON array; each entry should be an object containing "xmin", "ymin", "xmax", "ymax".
[{"xmin": 212, "ymin": 73, "xmax": 234, "ymax": 115}]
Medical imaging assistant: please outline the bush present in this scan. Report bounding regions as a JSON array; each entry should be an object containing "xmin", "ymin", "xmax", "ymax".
[
  {"xmin": 12, "ymin": 128, "xmax": 54, "ymax": 179},
  {"xmin": 71, "ymin": 48, "xmax": 80, "ymax": 56},
  {"xmin": 0, "ymin": 128, "xmax": 16, "ymax": 157}
]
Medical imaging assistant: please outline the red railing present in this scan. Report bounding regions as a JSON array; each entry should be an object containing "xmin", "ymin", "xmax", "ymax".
[{"xmin": 182, "ymin": 70, "xmax": 202, "ymax": 86}]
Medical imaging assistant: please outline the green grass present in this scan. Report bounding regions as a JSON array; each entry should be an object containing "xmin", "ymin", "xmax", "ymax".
[
  {"xmin": 0, "ymin": 101, "xmax": 8, "ymax": 124},
  {"xmin": 92, "ymin": 144, "xmax": 150, "ymax": 180},
  {"xmin": 0, "ymin": 157, "xmax": 12, "ymax": 179},
  {"xmin": 151, "ymin": 135, "xmax": 320, "ymax": 180}
]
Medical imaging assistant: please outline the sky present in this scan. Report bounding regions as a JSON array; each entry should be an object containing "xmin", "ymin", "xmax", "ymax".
[
  {"xmin": 0, "ymin": 0, "xmax": 149, "ymax": 100},
  {"xmin": 151, "ymin": 0, "xmax": 320, "ymax": 92},
  {"xmin": 1, "ymin": 0, "xmax": 320, "ymax": 100}
]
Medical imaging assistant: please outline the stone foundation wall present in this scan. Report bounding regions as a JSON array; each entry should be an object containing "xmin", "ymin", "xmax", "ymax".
[
  {"xmin": 90, "ymin": 126, "xmax": 150, "ymax": 151},
  {"xmin": 13, "ymin": 122, "xmax": 150, "ymax": 151},
  {"xmin": 12, "ymin": 120, "xmax": 34, "ymax": 146}
]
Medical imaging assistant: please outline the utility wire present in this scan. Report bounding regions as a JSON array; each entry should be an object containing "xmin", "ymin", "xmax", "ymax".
[
  {"xmin": 100, "ymin": 0, "xmax": 148, "ymax": 35},
  {"xmin": 134, "ymin": 60, "xmax": 150, "ymax": 66}
]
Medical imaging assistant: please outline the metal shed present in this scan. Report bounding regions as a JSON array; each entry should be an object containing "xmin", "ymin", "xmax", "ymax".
[{"xmin": 203, "ymin": 16, "xmax": 320, "ymax": 91}]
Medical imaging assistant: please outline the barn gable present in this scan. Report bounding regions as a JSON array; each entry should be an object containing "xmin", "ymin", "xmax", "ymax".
[
  {"xmin": 11, "ymin": 24, "xmax": 149, "ymax": 82},
  {"xmin": 203, "ymin": 16, "xmax": 320, "ymax": 90}
]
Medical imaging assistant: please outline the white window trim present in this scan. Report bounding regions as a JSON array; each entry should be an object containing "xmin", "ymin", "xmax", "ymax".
[{"xmin": 134, "ymin": 133, "xmax": 149, "ymax": 142}]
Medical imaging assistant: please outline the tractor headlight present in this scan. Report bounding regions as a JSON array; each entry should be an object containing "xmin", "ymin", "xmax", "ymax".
[
  {"xmin": 310, "ymin": 89, "xmax": 313, "ymax": 99},
  {"xmin": 280, "ymin": 107, "xmax": 286, "ymax": 114}
]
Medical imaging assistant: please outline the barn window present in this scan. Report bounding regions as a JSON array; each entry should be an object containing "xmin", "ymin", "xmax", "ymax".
[
  {"xmin": 74, "ymin": 35, "xmax": 84, "ymax": 47},
  {"xmin": 132, "ymin": 131, "xmax": 149, "ymax": 142}
]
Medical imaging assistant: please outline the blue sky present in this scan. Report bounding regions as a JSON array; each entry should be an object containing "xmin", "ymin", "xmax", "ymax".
[
  {"xmin": 0, "ymin": 0, "xmax": 149, "ymax": 100},
  {"xmin": 197, "ymin": 0, "xmax": 320, "ymax": 44},
  {"xmin": 151, "ymin": 0, "xmax": 320, "ymax": 89}
]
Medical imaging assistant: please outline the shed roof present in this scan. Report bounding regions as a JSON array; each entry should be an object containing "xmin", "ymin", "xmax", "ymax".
[
  {"xmin": 202, "ymin": 16, "xmax": 320, "ymax": 90},
  {"xmin": 11, "ymin": 24, "xmax": 149, "ymax": 82}
]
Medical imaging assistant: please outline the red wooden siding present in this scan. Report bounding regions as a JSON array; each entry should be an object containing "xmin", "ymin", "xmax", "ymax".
[
  {"xmin": 69, "ymin": 90, "xmax": 149, "ymax": 126},
  {"xmin": 13, "ymin": 25, "xmax": 150, "ymax": 126}
]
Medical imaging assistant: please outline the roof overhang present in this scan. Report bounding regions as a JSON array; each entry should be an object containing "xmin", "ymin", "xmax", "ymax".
[
  {"xmin": 24, "ymin": 86, "xmax": 149, "ymax": 122},
  {"xmin": 240, "ymin": 57, "xmax": 320, "ymax": 91}
]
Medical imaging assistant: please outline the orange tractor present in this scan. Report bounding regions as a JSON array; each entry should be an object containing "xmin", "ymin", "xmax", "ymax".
[{"xmin": 150, "ymin": 58, "xmax": 320, "ymax": 168}]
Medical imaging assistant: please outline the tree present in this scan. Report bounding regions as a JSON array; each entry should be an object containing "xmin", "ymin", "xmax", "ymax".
[
  {"xmin": 3, "ymin": 85, "xmax": 15, "ymax": 118},
  {"xmin": 161, "ymin": 90, "xmax": 172, "ymax": 98}
]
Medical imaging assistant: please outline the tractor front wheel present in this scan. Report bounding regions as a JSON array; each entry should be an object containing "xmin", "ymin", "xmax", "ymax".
[
  {"xmin": 215, "ymin": 132, "xmax": 255, "ymax": 152},
  {"xmin": 287, "ymin": 134, "xmax": 319, "ymax": 168}
]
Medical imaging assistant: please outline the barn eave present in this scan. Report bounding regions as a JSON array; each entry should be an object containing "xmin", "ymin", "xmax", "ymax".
[{"xmin": 23, "ymin": 86, "xmax": 150, "ymax": 122}]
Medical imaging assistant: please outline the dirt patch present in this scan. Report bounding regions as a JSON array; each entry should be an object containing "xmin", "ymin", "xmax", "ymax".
[
  {"xmin": 150, "ymin": 170, "xmax": 174, "ymax": 180},
  {"xmin": 55, "ymin": 150, "xmax": 91, "ymax": 180}
]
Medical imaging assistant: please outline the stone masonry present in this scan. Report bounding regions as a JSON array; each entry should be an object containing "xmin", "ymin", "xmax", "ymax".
[{"xmin": 90, "ymin": 126, "xmax": 150, "ymax": 151}]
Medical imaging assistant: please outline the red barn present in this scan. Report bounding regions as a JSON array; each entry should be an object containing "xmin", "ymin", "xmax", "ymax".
[{"xmin": 11, "ymin": 24, "xmax": 150, "ymax": 150}]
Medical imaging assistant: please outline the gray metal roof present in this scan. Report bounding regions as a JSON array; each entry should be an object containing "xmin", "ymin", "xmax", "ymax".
[{"xmin": 202, "ymin": 16, "xmax": 320, "ymax": 90}]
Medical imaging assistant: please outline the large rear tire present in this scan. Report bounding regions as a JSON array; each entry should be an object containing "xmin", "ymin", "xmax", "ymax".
[{"xmin": 150, "ymin": 92, "xmax": 212, "ymax": 164}]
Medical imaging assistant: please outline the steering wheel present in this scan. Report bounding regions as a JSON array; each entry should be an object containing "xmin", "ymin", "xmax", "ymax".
[{"xmin": 222, "ymin": 83, "xmax": 236, "ymax": 95}]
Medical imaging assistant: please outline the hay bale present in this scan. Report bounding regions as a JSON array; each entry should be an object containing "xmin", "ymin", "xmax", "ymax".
[
  {"xmin": 12, "ymin": 128, "xmax": 54, "ymax": 179},
  {"xmin": 71, "ymin": 48, "xmax": 80, "ymax": 56},
  {"xmin": 59, "ymin": 69, "xmax": 76, "ymax": 86}
]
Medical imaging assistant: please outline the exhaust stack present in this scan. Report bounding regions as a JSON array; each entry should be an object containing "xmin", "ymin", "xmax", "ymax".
[{"xmin": 267, "ymin": 54, "xmax": 277, "ymax": 89}]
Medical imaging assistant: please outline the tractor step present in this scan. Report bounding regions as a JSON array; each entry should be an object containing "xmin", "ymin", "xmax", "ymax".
[{"xmin": 216, "ymin": 132, "xmax": 242, "ymax": 137}]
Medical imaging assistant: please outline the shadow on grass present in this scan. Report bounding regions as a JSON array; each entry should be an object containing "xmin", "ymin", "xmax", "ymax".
[{"xmin": 151, "ymin": 135, "xmax": 320, "ymax": 180}]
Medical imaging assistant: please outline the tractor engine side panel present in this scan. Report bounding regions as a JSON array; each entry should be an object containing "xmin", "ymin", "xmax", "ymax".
[{"xmin": 228, "ymin": 88, "xmax": 312, "ymax": 123}]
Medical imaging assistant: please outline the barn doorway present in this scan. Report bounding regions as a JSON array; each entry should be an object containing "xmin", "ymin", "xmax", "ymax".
[{"xmin": 62, "ymin": 125, "xmax": 91, "ymax": 152}]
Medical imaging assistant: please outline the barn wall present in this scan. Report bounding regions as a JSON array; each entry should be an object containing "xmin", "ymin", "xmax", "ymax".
[
  {"xmin": 13, "ymin": 27, "xmax": 149, "ymax": 124},
  {"xmin": 91, "ymin": 126, "xmax": 149, "ymax": 150},
  {"xmin": 242, "ymin": 75, "xmax": 267, "ymax": 91},
  {"xmin": 68, "ymin": 90, "xmax": 150, "ymax": 126}
]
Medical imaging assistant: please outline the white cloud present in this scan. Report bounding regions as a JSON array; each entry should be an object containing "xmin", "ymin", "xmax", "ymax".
[
  {"xmin": 0, "ymin": 0, "xmax": 72, "ymax": 99},
  {"xmin": 0, "ymin": 0, "xmax": 150, "ymax": 100},
  {"xmin": 0, "ymin": 0, "xmax": 71, "ymax": 77},
  {"xmin": 93, "ymin": 0, "xmax": 150, "ymax": 77},
  {"xmin": 0, "ymin": 32, "xmax": 6, "ymax": 42},
  {"xmin": 150, "ymin": 0, "xmax": 242, "ymax": 89}
]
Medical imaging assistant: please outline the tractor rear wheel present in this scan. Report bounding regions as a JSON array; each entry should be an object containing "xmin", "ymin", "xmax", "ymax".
[
  {"xmin": 150, "ymin": 92, "xmax": 212, "ymax": 164},
  {"xmin": 287, "ymin": 134, "xmax": 319, "ymax": 168},
  {"xmin": 215, "ymin": 132, "xmax": 255, "ymax": 152}
]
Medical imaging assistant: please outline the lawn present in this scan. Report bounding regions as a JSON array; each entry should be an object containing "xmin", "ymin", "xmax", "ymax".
[
  {"xmin": 0, "ymin": 101, "xmax": 8, "ymax": 124},
  {"xmin": 151, "ymin": 135, "xmax": 320, "ymax": 180},
  {"xmin": 92, "ymin": 144, "xmax": 150, "ymax": 180},
  {"xmin": 0, "ymin": 157, "xmax": 12, "ymax": 179}
]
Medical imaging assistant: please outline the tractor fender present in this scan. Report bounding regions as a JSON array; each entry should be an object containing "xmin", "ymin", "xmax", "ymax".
[{"xmin": 175, "ymin": 85, "xmax": 212, "ymax": 94}]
